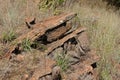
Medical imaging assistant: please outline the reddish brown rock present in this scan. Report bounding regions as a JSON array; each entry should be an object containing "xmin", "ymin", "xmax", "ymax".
[
  {"xmin": 77, "ymin": 30, "xmax": 90, "ymax": 52},
  {"xmin": 66, "ymin": 63, "xmax": 93, "ymax": 80},
  {"xmin": 46, "ymin": 22, "xmax": 72, "ymax": 42},
  {"xmin": 29, "ymin": 58, "xmax": 56, "ymax": 80},
  {"xmin": 2, "ymin": 12, "xmax": 77, "ymax": 59},
  {"xmin": 25, "ymin": 17, "xmax": 36, "ymax": 29},
  {"xmin": 52, "ymin": 66, "xmax": 61, "ymax": 80},
  {"xmin": 82, "ymin": 50, "xmax": 100, "ymax": 65},
  {"xmin": 46, "ymin": 27, "xmax": 86, "ymax": 54}
]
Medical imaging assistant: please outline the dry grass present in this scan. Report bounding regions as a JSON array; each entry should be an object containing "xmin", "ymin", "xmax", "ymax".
[
  {"xmin": 0, "ymin": 0, "xmax": 51, "ymax": 33},
  {"xmin": 0, "ymin": 0, "xmax": 120, "ymax": 80},
  {"xmin": 69, "ymin": 1, "xmax": 120, "ymax": 80},
  {"xmin": 59, "ymin": 0, "xmax": 120, "ymax": 79}
]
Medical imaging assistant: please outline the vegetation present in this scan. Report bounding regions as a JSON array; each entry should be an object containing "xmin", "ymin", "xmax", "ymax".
[
  {"xmin": 2, "ymin": 29, "xmax": 16, "ymax": 43},
  {"xmin": 32, "ymin": 41, "xmax": 47, "ymax": 51},
  {"xmin": 21, "ymin": 38, "xmax": 32, "ymax": 51},
  {"xmin": 0, "ymin": 0, "xmax": 120, "ymax": 79},
  {"xmin": 55, "ymin": 53, "xmax": 69, "ymax": 72},
  {"xmin": 39, "ymin": 0, "xmax": 65, "ymax": 10},
  {"xmin": 75, "ymin": 4, "xmax": 120, "ymax": 80}
]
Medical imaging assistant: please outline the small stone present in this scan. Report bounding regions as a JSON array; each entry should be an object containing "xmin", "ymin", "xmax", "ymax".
[
  {"xmin": 25, "ymin": 17, "xmax": 36, "ymax": 29},
  {"xmin": 50, "ymin": 47, "xmax": 63, "ymax": 59},
  {"xmin": 67, "ymin": 51, "xmax": 80, "ymax": 58},
  {"xmin": 16, "ymin": 54, "xmax": 24, "ymax": 62},
  {"xmin": 22, "ymin": 74, "xmax": 29, "ymax": 80},
  {"xmin": 52, "ymin": 66, "xmax": 61, "ymax": 80},
  {"xmin": 67, "ymin": 51, "xmax": 80, "ymax": 64}
]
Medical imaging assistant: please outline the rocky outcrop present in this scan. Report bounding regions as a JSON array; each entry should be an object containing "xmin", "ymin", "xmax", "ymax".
[{"xmin": 0, "ymin": 13, "xmax": 99, "ymax": 80}]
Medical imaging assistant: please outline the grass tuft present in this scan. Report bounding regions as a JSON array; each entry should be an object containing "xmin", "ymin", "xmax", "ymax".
[
  {"xmin": 21, "ymin": 38, "xmax": 32, "ymax": 52},
  {"xmin": 39, "ymin": 0, "xmax": 65, "ymax": 10},
  {"xmin": 2, "ymin": 29, "xmax": 16, "ymax": 43},
  {"xmin": 55, "ymin": 52, "xmax": 69, "ymax": 72}
]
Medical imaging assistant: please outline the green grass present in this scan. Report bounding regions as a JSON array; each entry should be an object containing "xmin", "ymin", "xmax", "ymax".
[
  {"xmin": 2, "ymin": 29, "xmax": 16, "ymax": 43},
  {"xmin": 55, "ymin": 52, "xmax": 69, "ymax": 72},
  {"xmin": 39, "ymin": 0, "xmax": 65, "ymax": 10},
  {"xmin": 21, "ymin": 38, "xmax": 32, "ymax": 52}
]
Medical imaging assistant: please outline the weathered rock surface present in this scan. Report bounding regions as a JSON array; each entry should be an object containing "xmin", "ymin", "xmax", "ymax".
[
  {"xmin": 77, "ymin": 31, "xmax": 90, "ymax": 52},
  {"xmin": 46, "ymin": 22, "xmax": 72, "ymax": 42},
  {"xmin": 0, "ymin": 13, "xmax": 100, "ymax": 80},
  {"xmin": 30, "ymin": 58, "xmax": 55, "ymax": 80},
  {"xmin": 1, "ymin": 12, "xmax": 77, "ymax": 59}
]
